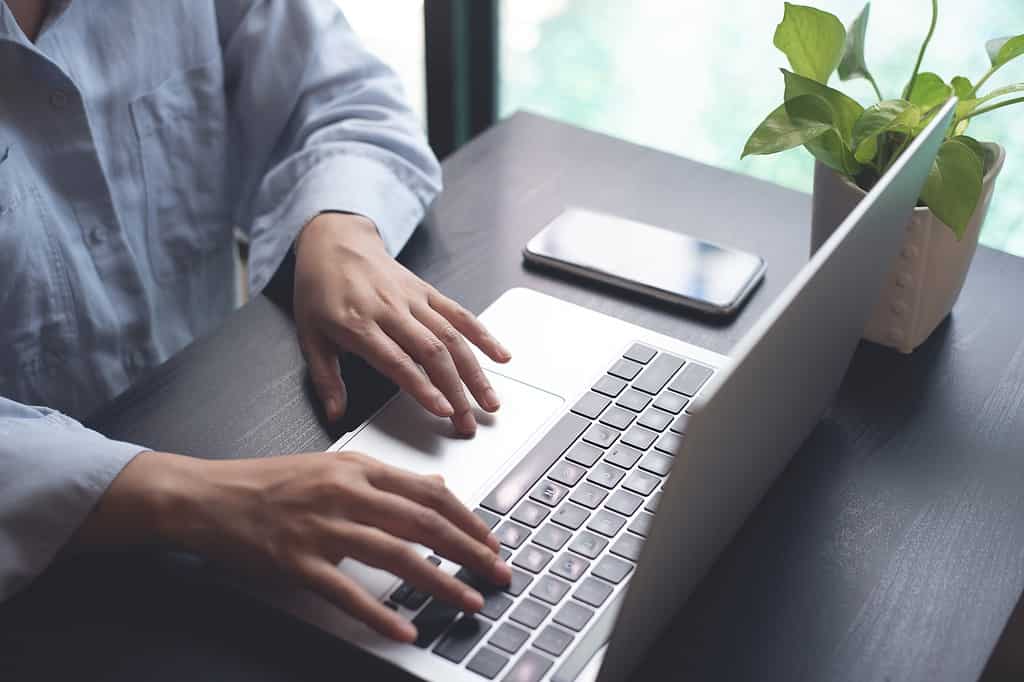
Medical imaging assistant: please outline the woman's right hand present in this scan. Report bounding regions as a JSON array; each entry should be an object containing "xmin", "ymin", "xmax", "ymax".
[{"xmin": 74, "ymin": 449, "xmax": 511, "ymax": 642}]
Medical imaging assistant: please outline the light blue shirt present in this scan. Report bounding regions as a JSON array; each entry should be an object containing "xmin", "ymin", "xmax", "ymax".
[{"xmin": 0, "ymin": 0, "xmax": 441, "ymax": 600}]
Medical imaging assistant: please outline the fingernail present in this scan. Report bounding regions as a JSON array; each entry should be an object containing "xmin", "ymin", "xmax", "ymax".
[
  {"xmin": 325, "ymin": 398, "xmax": 339, "ymax": 420},
  {"xmin": 493, "ymin": 559, "xmax": 512, "ymax": 585},
  {"xmin": 454, "ymin": 412, "xmax": 476, "ymax": 437},
  {"xmin": 483, "ymin": 387, "xmax": 500, "ymax": 411},
  {"xmin": 397, "ymin": 621, "xmax": 417, "ymax": 642},
  {"xmin": 463, "ymin": 588, "xmax": 484, "ymax": 611},
  {"xmin": 435, "ymin": 395, "xmax": 454, "ymax": 417}
]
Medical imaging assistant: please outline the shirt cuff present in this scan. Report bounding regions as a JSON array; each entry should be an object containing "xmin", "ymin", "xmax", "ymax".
[{"xmin": 246, "ymin": 153, "xmax": 428, "ymax": 294}]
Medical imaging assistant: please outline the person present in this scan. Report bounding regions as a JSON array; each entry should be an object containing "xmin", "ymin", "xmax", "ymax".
[{"xmin": 0, "ymin": 0, "xmax": 512, "ymax": 643}]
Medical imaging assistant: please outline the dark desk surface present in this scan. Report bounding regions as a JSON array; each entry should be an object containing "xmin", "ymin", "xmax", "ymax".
[{"xmin": 3, "ymin": 112, "xmax": 1024, "ymax": 682}]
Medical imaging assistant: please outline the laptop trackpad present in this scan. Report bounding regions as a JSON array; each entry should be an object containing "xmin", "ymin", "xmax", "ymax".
[{"xmin": 337, "ymin": 370, "xmax": 563, "ymax": 597}]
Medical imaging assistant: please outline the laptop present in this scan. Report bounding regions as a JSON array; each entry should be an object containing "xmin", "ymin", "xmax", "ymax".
[{"xmin": 256, "ymin": 99, "xmax": 957, "ymax": 681}]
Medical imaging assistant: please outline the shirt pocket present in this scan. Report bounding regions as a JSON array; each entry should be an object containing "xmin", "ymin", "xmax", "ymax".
[
  {"xmin": 0, "ymin": 146, "xmax": 80, "ymax": 413},
  {"xmin": 131, "ymin": 60, "xmax": 232, "ymax": 282}
]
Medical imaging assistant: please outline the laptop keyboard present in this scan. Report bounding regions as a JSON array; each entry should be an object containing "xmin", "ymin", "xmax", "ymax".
[{"xmin": 384, "ymin": 343, "xmax": 715, "ymax": 681}]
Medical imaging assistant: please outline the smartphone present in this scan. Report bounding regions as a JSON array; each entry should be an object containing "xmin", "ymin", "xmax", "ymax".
[{"xmin": 523, "ymin": 208, "xmax": 765, "ymax": 316}]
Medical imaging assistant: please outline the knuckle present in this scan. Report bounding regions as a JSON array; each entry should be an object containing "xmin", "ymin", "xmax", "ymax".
[
  {"xmin": 414, "ymin": 509, "xmax": 445, "ymax": 536},
  {"xmin": 421, "ymin": 336, "xmax": 448, "ymax": 360},
  {"xmin": 436, "ymin": 324, "xmax": 462, "ymax": 347}
]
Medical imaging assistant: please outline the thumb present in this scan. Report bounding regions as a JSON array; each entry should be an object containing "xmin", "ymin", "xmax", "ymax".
[{"xmin": 301, "ymin": 332, "xmax": 348, "ymax": 422}]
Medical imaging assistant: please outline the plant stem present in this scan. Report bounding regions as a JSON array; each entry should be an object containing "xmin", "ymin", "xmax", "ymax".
[
  {"xmin": 963, "ymin": 96, "xmax": 1024, "ymax": 120},
  {"xmin": 867, "ymin": 74, "xmax": 884, "ymax": 102},
  {"xmin": 904, "ymin": 0, "xmax": 939, "ymax": 100},
  {"xmin": 972, "ymin": 66, "xmax": 999, "ymax": 97}
]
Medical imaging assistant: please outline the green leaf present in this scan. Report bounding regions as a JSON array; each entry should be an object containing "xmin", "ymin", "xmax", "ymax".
[
  {"xmin": 741, "ymin": 95, "xmax": 835, "ymax": 158},
  {"xmin": 806, "ymin": 130, "xmax": 861, "ymax": 176},
  {"xmin": 851, "ymin": 100, "xmax": 922, "ymax": 151},
  {"xmin": 951, "ymin": 135, "xmax": 996, "ymax": 176},
  {"xmin": 986, "ymin": 35, "xmax": 1024, "ymax": 69},
  {"xmin": 773, "ymin": 3, "xmax": 846, "ymax": 84},
  {"xmin": 782, "ymin": 69, "xmax": 864, "ymax": 145},
  {"xmin": 907, "ymin": 72, "xmax": 952, "ymax": 110},
  {"xmin": 951, "ymin": 76, "xmax": 974, "ymax": 99},
  {"xmin": 854, "ymin": 134, "xmax": 878, "ymax": 164},
  {"xmin": 837, "ymin": 3, "xmax": 879, "ymax": 96},
  {"xmin": 920, "ymin": 138, "xmax": 984, "ymax": 239}
]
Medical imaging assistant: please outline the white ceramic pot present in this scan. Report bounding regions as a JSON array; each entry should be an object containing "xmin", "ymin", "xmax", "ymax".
[{"xmin": 810, "ymin": 144, "xmax": 1006, "ymax": 354}]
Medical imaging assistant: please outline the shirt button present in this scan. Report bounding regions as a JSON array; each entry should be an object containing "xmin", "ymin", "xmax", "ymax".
[
  {"xmin": 50, "ymin": 89, "xmax": 69, "ymax": 109},
  {"xmin": 88, "ymin": 227, "xmax": 105, "ymax": 245}
]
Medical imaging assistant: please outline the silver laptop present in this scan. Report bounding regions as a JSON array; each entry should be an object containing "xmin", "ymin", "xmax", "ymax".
[{"xmin": 257, "ymin": 99, "xmax": 956, "ymax": 681}]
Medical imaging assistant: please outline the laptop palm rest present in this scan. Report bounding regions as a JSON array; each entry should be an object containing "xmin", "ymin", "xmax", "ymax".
[{"xmin": 335, "ymin": 370, "xmax": 563, "ymax": 598}]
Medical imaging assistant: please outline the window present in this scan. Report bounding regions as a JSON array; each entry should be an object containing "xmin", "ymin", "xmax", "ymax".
[{"xmin": 500, "ymin": 0, "xmax": 1024, "ymax": 256}]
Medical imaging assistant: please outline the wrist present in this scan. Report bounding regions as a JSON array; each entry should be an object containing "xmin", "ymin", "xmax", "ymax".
[{"xmin": 295, "ymin": 212, "xmax": 379, "ymax": 258}]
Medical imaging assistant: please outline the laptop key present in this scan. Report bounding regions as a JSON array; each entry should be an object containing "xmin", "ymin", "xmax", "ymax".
[
  {"xmin": 669, "ymin": 363, "xmax": 714, "ymax": 396},
  {"xmin": 623, "ymin": 343, "xmax": 657, "ymax": 364},
  {"xmin": 670, "ymin": 413, "xmax": 691, "ymax": 434},
  {"xmin": 627, "ymin": 512, "xmax": 655, "ymax": 537},
  {"xmin": 480, "ymin": 413, "xmax": 589, "ymax": 515},
  {"xmin": 489, "ymin": 622, "xmax": 530, "ymax": 654},
  {"xmin": 606, "ymin": 490, "xmax": 644, "ymax": 517},
  {"xmin": 502, "ymin": 650, "xmax": 553, "ymax": 682},
  {"xmin": 615, "ymin": 389, "xmax": 651, "ymax": 412},
  {"xmin": 592, "ymin": 556, "xmax": 634, "ymax": 584},
  {"xmin": 653, "ymin": 392, "xmax": 688, "ymax": 415},
  {"xmin": 500, "ymin": 547, "xmax": 512, "ymax": 561},
  {"xmin": 512, "ymin": 501, "xmax": 550, "ymax": 528},
  {"xmin": 645, "ymin": 491, "xmax": 662, "ymax": 513},
  {"xmin": 514, "ymin": 544, "xmax": 554, "ymax": 574},
  {"xmin": 413, "ymin": 599, "xmax": 462, "ymax": 648},
  {"xmin": 530, "ymin": 575, "xmax": 571, "ymax": 605},
  {"xmin": 571, "ymin": 391, "xmax": 610, "ymax": 420},
  {"xmin": 569, "ymin": 483, "xmax": 608, "ymax": 509},
  {"xmin": 598, "ymin": 405, "xmax": 636, "ymax": 430},
  {"xmin": 565, "ymin": 443, "xmax": 603, "ymax": 468},
  {"xmin": 637, "ymin": 408, "xmax": 673, "ymax": 432},
  {"xmin": 551, "ymin": 503, "xmax": 590, "ymax": 530},
  {"xmin": 505, "ymin": 568, "xmax": 534, "ymax": 596},
  {"xmin": 567, "ymin": 531, "xmax": 608, "ymax": 559},
  {"xmin": 623, "ymin": 471, "xmax": 660, "ymax": 496},
  {"xmin": 404, "ymin": 589, "xmax": 431, "ymax": 610},
  {"xmin": 573, "ymin": 577, "xmax": 613, "ymax": 608},
  {"xmin": 639, "ymin": 452, "xmax": 673, "ymax": 476},
  {"xmin": 467, "ymin": 647, "xmax": 510, "ymax": 679},
  {"xmin": 474, "ymin": 508, "xmax": 501, "ymax": 529},
  {"xmin": 550, "ymin": 552, "xmax": 590, "ymax": 582},
  {"xmin": 530, "ymin": 480, "xmax": 569, "ymax": 507},
  {"xmin": 603, "ymin": 444, "xmax": 643, "ymax": 469},
  {"xmin": 533, "ymin": 625, "xmax": 575, "ymax": 657},
  {"xmin": 534, "ymin": 523, "xmax": 572, "ymax": 551},
  {"xmin": 632, "ymin": 353, "xmax": 685, "ymax": 395},
  {"xmin": 655, "ymin": 432, "xmax": 685, "ymax": 455},
  {"xmin": 608, "ymin": 358, "xmax": 643, "ymax": 381},
  {"xmin": 480, "ymin": 592, "xmax": 514, "ymax": 620},
  {"xmin": 548, "ymin": 460, "xmax": 587, "ymax": 487},
  {"xmin": 433, "ymin": 614, "xmax": 491, "ymax": 663},
  {"xmin": 621, "ymin": 426, "xmax": 657, "ymax": 451},
  {"xmin": 582, "ymin": 424, "xmax": 618, "ymax": 449},
  {"xmin": 496, "ymin": 521, "xmax": 531, "ymax": 549},
  {"xmin": 509, "ymin": 598, "xmax": 551, "ymax": 629},
  {"xmin": 592, "ymin": 375, "xmax": 627, "ymax": 398},
  {"xmin": 611, "ymin": 533, "xmax": 645, "ymax": 562},
  {"xmin": 587, "ymin": 510, "xmax": 627, "ymax": 538},
  {"xmin": 587, "ymin": 462, "xmax": 626, "ymax": 489},
  {"xmin": 553, "ymin": 602, "xmax": 594, "ymax": 632}
]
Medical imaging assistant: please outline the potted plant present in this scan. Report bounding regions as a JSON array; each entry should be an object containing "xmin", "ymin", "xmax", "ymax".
[{"xmin": 742, "ymin": 1, "xmax": 1021, "ymax": 353}]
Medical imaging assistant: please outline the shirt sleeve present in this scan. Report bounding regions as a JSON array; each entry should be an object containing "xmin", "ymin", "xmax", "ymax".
[
  {"xmin": 0, "ymin": 397, "xmax": 146, "ymax": 601},
  {"xmin": 217, "ymin": 0, "xmax": 443, "ymax": 294}
]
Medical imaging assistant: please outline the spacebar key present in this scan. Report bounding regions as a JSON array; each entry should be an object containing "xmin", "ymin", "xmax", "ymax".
[{"xmin": 480, "ymin": 413, "xmax": 589, "ymax": 515}]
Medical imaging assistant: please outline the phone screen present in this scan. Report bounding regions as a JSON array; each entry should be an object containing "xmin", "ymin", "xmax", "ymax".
[{"xmin": 525, "ymin": 209, "xmax": 765, "ymax": 313}]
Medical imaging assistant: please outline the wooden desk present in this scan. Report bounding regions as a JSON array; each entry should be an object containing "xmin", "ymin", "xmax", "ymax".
[{"xmin": 3, "ymin": 112, "xmax": 1023, "ymax": 682}]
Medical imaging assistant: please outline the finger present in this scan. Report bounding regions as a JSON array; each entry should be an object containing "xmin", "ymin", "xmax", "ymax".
[
  {"xmin": 354, "ymin": 487, "xmax": 510, "ymax": 587},
  {"xmin": 412, "ymin": 304, "xmax": 501, "ymax": 413},
  {"xmin": 299, "ymin": 332, "xmax": 349, "ymax": 422},
  {"xmin": 331, "ymin": 523, "xmax": 484, "ymax": 613},
  {"xmin": 298, "ymin": 557, "xmax": 417, "ymax": 643},
  {"xmin": 379, "ymin": 314, "xmax": 477, "ymax": 436},
  {"xmin": 330, "ymin": 323, "xmax": 455, "ymax": 419},
  {"xmin": 428, "ymin": 291, "xmax": 511, "ymax": 363}
]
